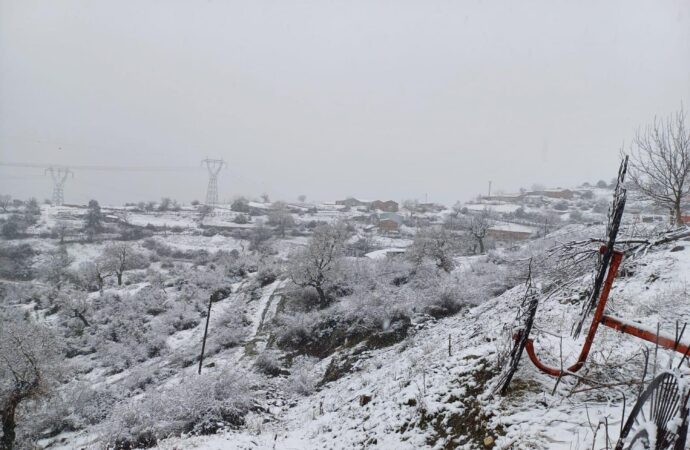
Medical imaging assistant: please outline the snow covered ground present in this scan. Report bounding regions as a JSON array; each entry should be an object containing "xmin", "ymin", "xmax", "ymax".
[
  {"xmin": 5, "ymin": 201, "xmax": 690, "ymax": 450},
  {"xmin": 144, "ymin": 236, "xmax": 690, "ymax": 449}
]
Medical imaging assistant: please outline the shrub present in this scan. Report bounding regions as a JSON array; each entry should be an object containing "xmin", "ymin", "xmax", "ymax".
[
  {"xmin": 553, "ymin": 200, "xmax": 569, "ymax": 211},
  {"xmin": 0, "ymin": 243, "xmax": 35, "ymax": 280},
  {"xmin": 255, "ymin": 263, "xmax": 279, "ymax": 287},
  {"xmin": 233, "ymin": 214, "xmax": 249, "ymax": 224},
  {"xmin": 254, "ymin": 350, "xmax": 283, "ymax": 376},
  {"xmin": 103, "ymin": 369, "xmax": 254, "ymax": 445},
  {"xmin": 287, "ymin": 356, "xmax": 319, "ymax": 395}
]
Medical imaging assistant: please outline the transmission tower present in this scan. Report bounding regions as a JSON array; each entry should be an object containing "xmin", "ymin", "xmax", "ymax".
[
  {"xmin": 45, "ymin": 166, "xmax": 73, "ymax": 206},
  {"xmin": 201, "ymin": 159, "xmax": 226, "ymax": 206}
]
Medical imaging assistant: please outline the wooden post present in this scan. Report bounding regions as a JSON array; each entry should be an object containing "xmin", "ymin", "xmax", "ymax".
[{"xmin": 198, "ymin": 294, "xmax": 213, "ymax": 375}]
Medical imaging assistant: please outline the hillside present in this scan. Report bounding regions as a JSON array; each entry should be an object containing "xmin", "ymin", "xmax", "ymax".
[
  {"xmin": 150, "ymin": 231, "xmax": 690, "ymax": 450},
  {"xmin": 1, "ymin": 196, "xmax": 689, "ymax": 449}
]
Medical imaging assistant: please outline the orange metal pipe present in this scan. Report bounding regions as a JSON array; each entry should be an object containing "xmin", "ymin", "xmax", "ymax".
[
  {"xmin": 601, "ymin": 315, "xmax": 690, "ymax": 355},
  {"xmin": 525, "ymin": 247, "xmax": 624, "ymax": 377}
]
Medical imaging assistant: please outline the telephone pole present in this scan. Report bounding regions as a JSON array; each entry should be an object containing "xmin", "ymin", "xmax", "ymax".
[
  {"xmin": 45, "ymin": 166, "xmax": 73, "ymax": 206},
  {"xmin": 201, "ymin": 158, "xmax": 226, "ymax": 207}
]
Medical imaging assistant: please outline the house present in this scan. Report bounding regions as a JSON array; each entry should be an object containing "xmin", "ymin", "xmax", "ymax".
[
  {"xmin": 480, "ymin": 194, "xmax": 525, "ymax": 203},
  {"xmin": 527, "ymin": 189, "xmax": 574, "ymax": 200},
  {"xmin": 487, "ymin": 223, "xmax": 535, "ymax": 241},
  {"xmin": 336, "ymin": 198, "xmax": 371, "ymax": 208},
  {"xmin": 376, "ymin": 212, "xmax": 404, "ymax": 233},
  {"xmin": 681, "ymin": 215, "xmax": 690, "ymax": 224},
  {"xmin": 370, "ymin": 200, "xmax": 399, "ymax": 212}
]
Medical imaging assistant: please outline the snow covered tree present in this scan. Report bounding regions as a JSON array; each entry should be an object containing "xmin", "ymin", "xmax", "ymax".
[
  {"xmin": 101, "ymin": 243, "xmax": 148, "ymax": 286},
  {"xmin": 0, "ymin": 315, "xmax": 61, "ymax": 450},
  {"xmin": 267, "ymin": 201, "xmax": 295, "ymax": 238},
  {"xmin": 629, "ymin": 107, "xmax": 690, "ymax": 225},
  {"xmin": 1, "ymin": 216, "xmax": 27, "ymax": 239},
  {"xmin": 38, "ymin": 245, "xmax": 73, "ymax": 291},
  {"xmin": 0, "ymin": 195, "xmax": 11, "ymax": 213},
  {"xmin": 407, "ymin": 226, "xmax": 457, "ymax": 273},
  {"xmin": 446, "ymin": 202, "xmax": 463, "ymax": 229},
  {"xmin": 249, "ymin": 221, "xmax": 273, "ymax": 254},
  {"xmin": 74, "ymin": 260, "xmax": 110, "ymax": 292},
  {"xmin": 288, "ymin": 223, "xmax": 347, "ymax": 306},
  {"xmin": 83, "ymin": 200, "xmax": 103, "ymax": 241},
  {"xmin": 51, "ymin": 220, "xmax": 70, "ymax": 244},
  {"xmin": 230, "ymin": 197, "xmax": 250, "ymax": 213},
  {"xmin": 461, "ymin": 209, "xmax": 492, "ymax": 254}
]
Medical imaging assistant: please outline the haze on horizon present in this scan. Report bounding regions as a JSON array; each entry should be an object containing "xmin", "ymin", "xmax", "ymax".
[{"xmin": 1, "ymin": 0, "xmax": 689, "ymax": 206}]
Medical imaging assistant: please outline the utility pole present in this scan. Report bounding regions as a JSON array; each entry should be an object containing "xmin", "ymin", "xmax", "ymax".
[
  {"xmin": 201, "ymin": 158, "xmax": 226, "ymax": 207},
  {"xmin": 45, "ymin": 166, "xmax": 73, "ymax": 206},
  {"xmin": 488, "ymin": 180, "xmax": 492, "ymax": 198}
]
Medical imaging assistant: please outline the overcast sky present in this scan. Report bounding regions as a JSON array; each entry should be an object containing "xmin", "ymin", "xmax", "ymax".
[{"xmin": 1, "ymin": 0, "xmax": 689, "ymax": 206}]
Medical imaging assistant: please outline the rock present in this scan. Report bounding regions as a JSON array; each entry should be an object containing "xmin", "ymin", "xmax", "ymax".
[
  {"xmin": 484, "ymin": 436, "xmax": 494, "ymax": 447},
  {"xmin": 359, "ymin": 394, "xmax": 372, "ymax": 406},
  {"xmin": 670, "ymin": 245, "xmax": 685, "ymax": 252}
]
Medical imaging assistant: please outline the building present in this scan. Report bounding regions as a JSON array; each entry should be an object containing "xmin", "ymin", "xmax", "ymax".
[
  {"xmin": 370, "ymin": 200, "xmax": 399, "ymax": 212},
  {"xmin": 336, "ymin": 198, "xmax": 371, "ymax": 208},
  {"xmin": 527, "ymin": 189, "xmax": 574, "ymax": 200},
  {"xmin": 376, "ymin": 212, "xmax": 404, "ymax": 233},
  {"xmin": 487, "ymin": 222, "xmax": 535, "ymax": 241},
  {"xmin": 480, "ymin": 194, "xmax": 525, "ymax": 203}
]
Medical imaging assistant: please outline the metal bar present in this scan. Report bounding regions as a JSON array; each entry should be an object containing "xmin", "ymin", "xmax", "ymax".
[
  {"xmin": 525, "ymin": 247, "xmax": 624, "ymax": 376},
  {"xmin": 198, "ymin": 294, "xmax": 214, "ymax": 375},
  {"xmin": 601, "ymin": 316, "xmax": 690, "ymax": 355}
]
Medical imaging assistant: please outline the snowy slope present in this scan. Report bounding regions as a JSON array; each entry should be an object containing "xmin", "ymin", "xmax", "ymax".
[{"xmin": 149, "ymin": 239, "xmax": 690, "ymax": 449}]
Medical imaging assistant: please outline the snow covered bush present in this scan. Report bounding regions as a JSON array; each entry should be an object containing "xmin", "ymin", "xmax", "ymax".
[
  {"xmin": 103, "ymin": 369, "xmax": 254, "ymax": 447},
  {"xmin": 287, "ymin": 356, "xmax": 319, "ymax": 395},
  {"xmin": 0, "ymin": 243, "xmax": 35, "ymax": 280},
  {"xmin": 207, "ymin": 308, "xmax": 251, "ymax": 353},
  {"xmin": 254, "ymin": 350, "xmax": 283, "ymax": 376}
]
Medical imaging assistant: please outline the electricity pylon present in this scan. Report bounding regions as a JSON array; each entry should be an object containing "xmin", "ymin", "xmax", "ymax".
[
  {"xmin": 201, "ymin": 158, "xmax": 226, "ymax": 207},
  {"xmin": 45, "ymin": 166, "xmax": 73, "ymax": 206}
]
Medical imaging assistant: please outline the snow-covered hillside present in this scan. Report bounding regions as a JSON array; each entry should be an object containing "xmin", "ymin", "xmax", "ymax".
[
  {"xmin": 151, "ymin": 235, "xmax": 690, "ymax": 450},
  {"xmin": 2, "ymin": 199, "xmax": 689, "ymax": 450}
]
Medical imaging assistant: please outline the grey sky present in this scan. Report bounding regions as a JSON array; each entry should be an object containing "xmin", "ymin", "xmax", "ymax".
[{"xmin": 1, "ymin": 0, "xmax": 689, "ymax": 205}]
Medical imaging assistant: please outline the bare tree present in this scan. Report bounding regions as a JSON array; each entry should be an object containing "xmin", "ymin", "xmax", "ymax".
[
  {"xmin": 629, "ymin": 107, "xmax": 690, "ymax": 225},
  {"xmin": 288, "ymin": 223, "xmax": 347, "ymax": 306},
  {"xmin": 446, "ymin": 202, "xmax": 463, "ymax": 229},
  {"xmin": 0, "ymin": 195, "xmax": 11, "ymax": 213},
  {"xmin": 462, "ymin": 209, "xmax": 492, "ymax": 254},
  {"xmin": 101, "ymin": 243, "xmax": 148, "ymax": 286},
  {"xmin": 0, "ymin": 316, "xmax": 61, "ymax": 450}
]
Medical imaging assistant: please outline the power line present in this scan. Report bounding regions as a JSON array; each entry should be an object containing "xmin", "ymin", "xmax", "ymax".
[{"xmin": 0, "ymin": 162, "xmax": 199, "ymax": 172}]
